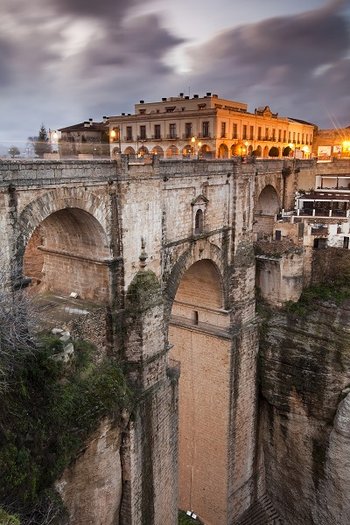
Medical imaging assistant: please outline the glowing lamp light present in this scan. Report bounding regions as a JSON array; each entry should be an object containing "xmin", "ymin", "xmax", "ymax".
[{"xmin": 110, "ymin": 129, "xmax": 117, "ymax": 140}]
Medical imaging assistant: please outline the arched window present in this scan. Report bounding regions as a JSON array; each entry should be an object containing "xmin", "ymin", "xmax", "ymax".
[{"xmin": 195, "ymin": 209, "xmax": 204, "ymax": 234}]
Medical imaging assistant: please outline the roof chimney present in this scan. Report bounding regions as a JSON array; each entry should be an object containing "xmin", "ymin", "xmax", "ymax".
[
  {"xmin": 193, "ymin": 94, "xmax": 199, "ymax": 99},
  {"xmin": 206, "ymin": 92, "xmax": 212, "ymax": 97},
  {"xmin": 140, "ymin": 100, "xmax": 144, "ymax": 104},
  {"xmin": 179, "ymin": 92, "xmax": 184, "ymax": 97},
  {"xmin": 162, "ymin": 97, "xmax": 167, "ymax": 101}
]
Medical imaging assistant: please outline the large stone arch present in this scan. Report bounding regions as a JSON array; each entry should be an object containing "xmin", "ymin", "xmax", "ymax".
[
  {"xmin": 17, "ymin": 188, "xmax": 112, "ymax": 301},
  {"xmin": 18, "ymin": 187, "xmax": 109, "ymax": 249},
  {"xmin": 163, "ymin": 240, "xmax": 227, "ymax": 323},
  {"xmin": 166, "ymin": 245, "xmax": 231, "ymax": 524}
]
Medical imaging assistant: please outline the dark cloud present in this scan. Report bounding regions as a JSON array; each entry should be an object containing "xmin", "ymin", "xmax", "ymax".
[
  {"xmin": 0, "ymin": 0, "xmax": 349, "ymax": 144},
  {"xmin": 52, "ymin": 0, "xmax": 143, "ymax": 19},
  {"xmin": 81, "ymin": 14, "xmax": 185, "ymax": 72},
  {"xmin": 187, "ymin": 1, "xmax": 350, "ymax": 125}
]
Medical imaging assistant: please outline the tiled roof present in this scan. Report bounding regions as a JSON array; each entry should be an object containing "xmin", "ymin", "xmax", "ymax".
[{"xmin": 59, "ymin": 122, "xmax": 107, "ymax": 132}]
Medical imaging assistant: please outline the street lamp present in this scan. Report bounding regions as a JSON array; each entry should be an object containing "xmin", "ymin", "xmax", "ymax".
[
  {"xmin": 191, "ymin": 136, "xmax": 202, "ymax": 159},
  {"xmin": 342, "ymin": 140, "xmax": 350, "ymax": 157},
  {"xmin": 110, "ymin": 127, "xmax": 121, "ymax": 155},
  {"xmin": 302, "ymin": 145, "xmax": 310, "ymax": 158}
]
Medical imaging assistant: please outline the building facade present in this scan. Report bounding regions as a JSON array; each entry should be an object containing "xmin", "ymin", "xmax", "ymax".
[
  {"xmin": 58, "ymin": 119, "xmax": 109, "ymax": 157},
  {"xmin": 107, "ymin": 92, "xmax": 314, "ymax": 159},
  {"xmin": 312, "ymin": 126, "xmax": 350, "ymax": 160}
]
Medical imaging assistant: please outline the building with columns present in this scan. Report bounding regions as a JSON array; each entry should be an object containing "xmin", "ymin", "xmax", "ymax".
[{"xmin": 107, "ymin": 92, "xmax": 314, "ymax": 159}]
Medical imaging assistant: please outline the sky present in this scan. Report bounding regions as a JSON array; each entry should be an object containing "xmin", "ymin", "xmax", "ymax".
[{"xmin": 0, "ymin": 0, "xmax": 349, "ymax": 148}]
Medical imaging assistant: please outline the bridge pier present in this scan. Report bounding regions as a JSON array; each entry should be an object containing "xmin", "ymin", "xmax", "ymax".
[{"xmin": 120, "ymin": 269, "xmax": 178, "ymax": 525}]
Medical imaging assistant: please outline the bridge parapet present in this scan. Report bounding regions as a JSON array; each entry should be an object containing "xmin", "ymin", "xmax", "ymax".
[{"xmin": 0, "ymin": 159, "xmax": 117, "ymax": 188}]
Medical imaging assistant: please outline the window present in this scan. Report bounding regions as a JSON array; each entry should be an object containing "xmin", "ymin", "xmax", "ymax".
[
  {"xmin": 258, "ymin": 127, "xmax": 262, "ymax": 140},
  {"xmin": 195, "ymin": 209, "xmax": 204, "ymax": 234},
  {"xmin": 250, "ymin": 125, "xmax": 254, "ymax": 140},
  {"xmin": 242, "ymin": 125, "xmax": 247, "ymax": 139},
  {"xmin": 344, "ymin": 237, "xmax": 349, "ymax": 249},
  {"xmin": 293, "ymin": 132, "xmax": 296, "ymax": 142},
  {"xmin": 140, "ymin": 125, "xmax": 146, "ymax": 140},
  {"xmin": 314, "ymin": 238, "xmax": 327, "ymax": 249},
  {"xmin": 265, "ymin": 127, "xmax": 269, "ymax": 140},
  {"xmin": 221, "ymin": 122, "xmax": 226, "ymax": 138},
  {"xmin": 302, "ymin": 133, "xmax": 304, "ymax": 144},
  {"xmin": 272, "ymin": 129, "xmax": 276, "ymax": 141},
  {"xmin": 288, "ymin": 131, "xmax": 291, "ymax": 142},
  {"xmin": 297, "ymin": 133, "xmax": 300, "ymax": 143},
  {"xmin": 232, "ymin": 123, "xmax": 238, "ymax": 139},
  {"xmin": 202, "ymin": 121, "xmax": 209, "ymax": 137},
  {"xmin": 275, "ymin": 230, "xmax": 282, "ymax": 241},
  {"xmin": 154, "ymin": 124, "xmax": 161, "ymax": 139},
  {"xmin": 126, "ymin": 126, "xmax": 133, "ymax": 141},
  {"xmin": 278, "ymin": 129, "xmax": 282, "ymax": 142},
  {"xmin": 185, "ymin": 122, "xmax": 192, "ymax": 139},
  {"xmin": 283, "ymin": 130, "xmax": 287, "ymax": 142},
  {"xmin": 169, "ymin": 123, "xmax": 176, "ymax": 139}
]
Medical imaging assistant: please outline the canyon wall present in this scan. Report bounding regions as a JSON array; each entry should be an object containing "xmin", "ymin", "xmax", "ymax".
[{"xmin": 259, "ymin": 297, "xmax": 350, "ymax": 524}]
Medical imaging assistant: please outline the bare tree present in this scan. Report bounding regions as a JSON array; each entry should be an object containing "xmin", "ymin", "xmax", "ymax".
[{"xmin": 0, "ymin": 264, "xmax": 37, "ymax": 392}]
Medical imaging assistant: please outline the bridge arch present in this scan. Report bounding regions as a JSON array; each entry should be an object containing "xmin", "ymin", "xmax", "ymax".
[
  {"xmin": 166, "ymin": 243, "xmax": 231, "ymax": 524},
  {"xmin": 256, "ymin": 184, "xmax": 280, "ymax": 215},
  {"xmin": 254, "ymin": 184, "xmax": 280, "ymax": 240},
  {"xmin": 17, "ymin": 189, "xmax": 112, "ymax": 302}
]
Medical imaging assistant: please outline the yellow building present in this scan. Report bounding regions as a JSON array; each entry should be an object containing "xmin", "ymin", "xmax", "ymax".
[
  {"xmin": 108, "ymin": 92, "xmax": 314, "ymax": 159},
  {"xmin": 313, "ymin": 126, "xmax": 350, "ymax": 160}
]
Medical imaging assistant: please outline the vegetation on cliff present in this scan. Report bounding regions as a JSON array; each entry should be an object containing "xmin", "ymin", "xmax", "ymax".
[{"xmin": 0, "ymin": 332, "xmax": 132, "ymax": 523}]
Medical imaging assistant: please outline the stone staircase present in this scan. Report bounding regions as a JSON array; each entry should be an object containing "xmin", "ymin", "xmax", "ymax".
[{"xmin": 236, "ymin": 495, "xmax": 284, "ymax": 525}]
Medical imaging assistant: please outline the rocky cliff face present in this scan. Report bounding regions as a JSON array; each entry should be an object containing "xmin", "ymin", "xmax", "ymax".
[
  {"xmin": 259, "ymin": 298, "xmax": 350, "ymax": 524},
  {"xmin": 56, "ymin": 418, "xmax": 124, "ymax": 525}
]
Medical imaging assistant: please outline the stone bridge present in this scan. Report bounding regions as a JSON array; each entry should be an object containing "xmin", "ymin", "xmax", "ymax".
[{"xmin": 0, "ymin": 157, "xmax": 313, "ymax": 524}]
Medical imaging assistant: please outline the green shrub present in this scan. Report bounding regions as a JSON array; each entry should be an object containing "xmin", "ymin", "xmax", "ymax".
[
  {"xmin": 0, "ymin": 507, "xmax": 20, "ymax": 524},
  {"xmin": 0, "ymin": 335, "xmax": 132, "ymax": 520}
]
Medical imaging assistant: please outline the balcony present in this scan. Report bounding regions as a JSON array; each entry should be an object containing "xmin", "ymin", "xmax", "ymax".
[
  {"xmin": 137, "ymin": 135, "xmax": 148, "ymax": 141},
  {"xmin": 166, "ymin": 134, "xmax": 178, "ymax": 139},
  {"xmin": 124, "ymin": 136, "xmax": 133, "ymax": 142}
]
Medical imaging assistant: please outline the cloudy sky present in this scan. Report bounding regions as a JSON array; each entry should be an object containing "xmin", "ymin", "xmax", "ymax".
[{"xmin": 0, "ymin": 0, "xmax": 349, "ymax": 148}]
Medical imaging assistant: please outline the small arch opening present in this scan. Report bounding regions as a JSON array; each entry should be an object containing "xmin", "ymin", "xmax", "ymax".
[{"xmin": 194, "ymin": 209, "xmax": 204, "ymax": 234}]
